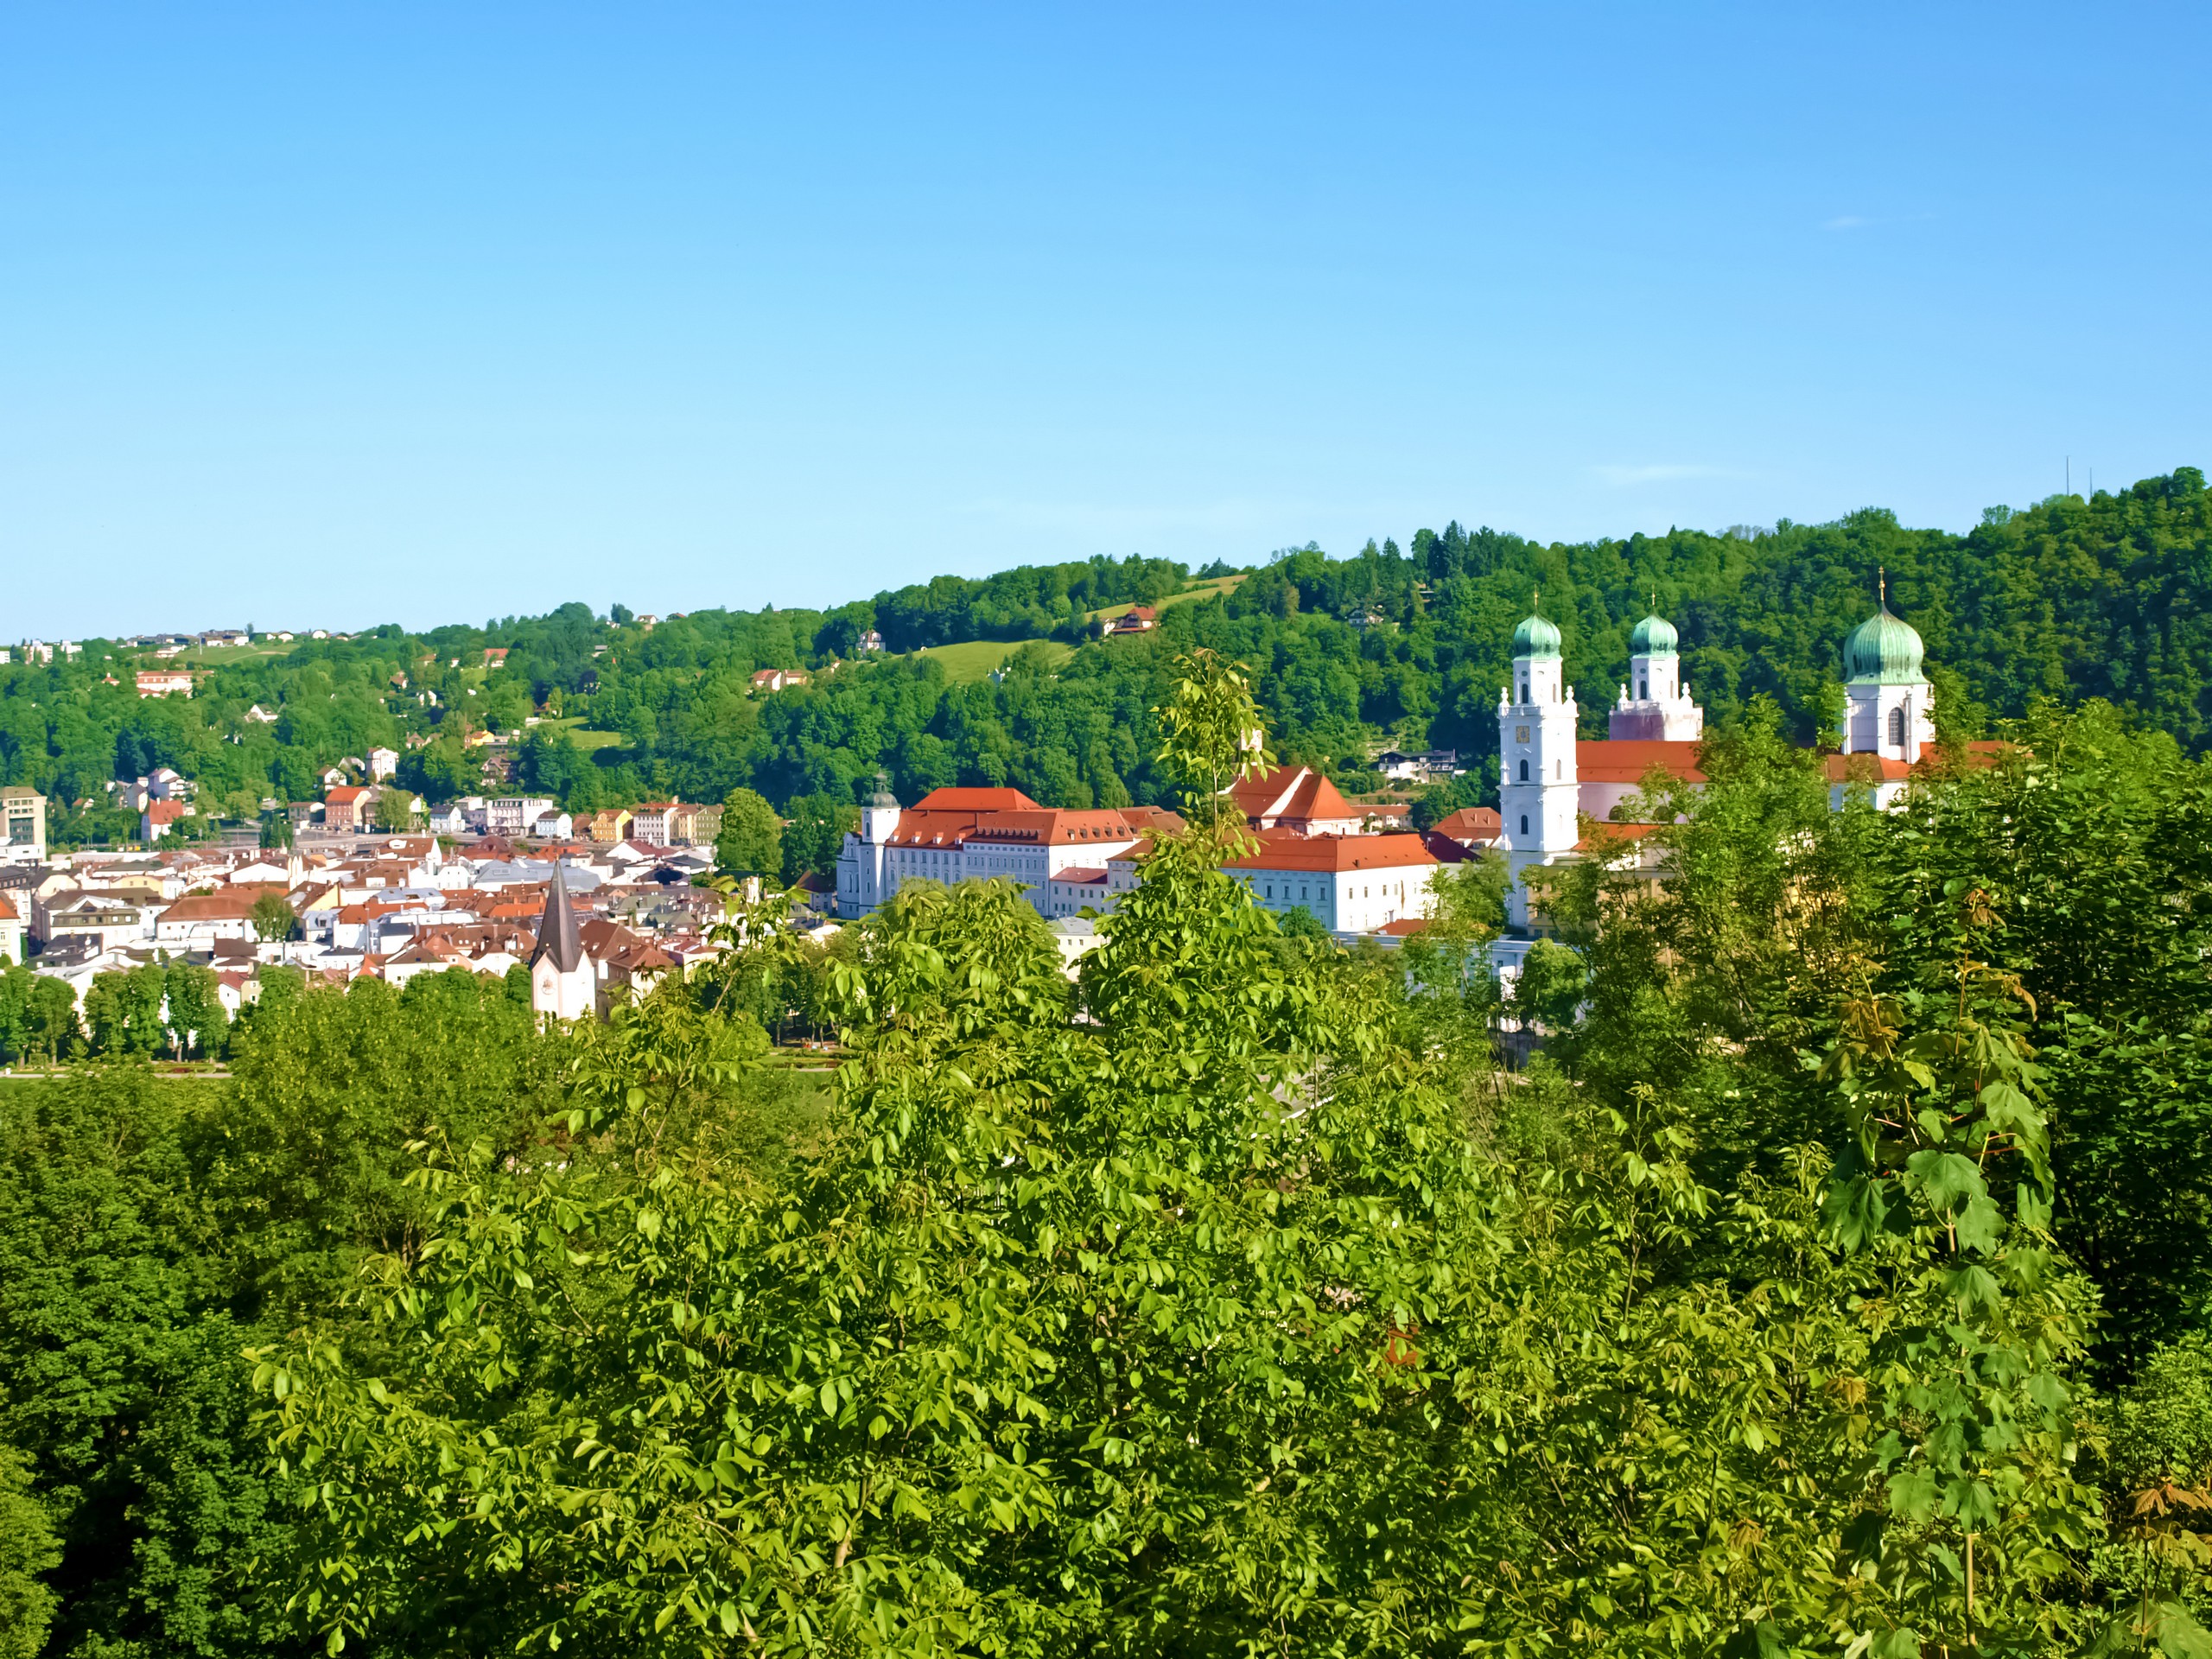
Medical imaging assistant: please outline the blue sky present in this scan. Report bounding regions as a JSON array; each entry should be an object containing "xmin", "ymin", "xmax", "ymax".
[{"xmin": 4, "ymin": 3, "xmax": 2206, "ymax": 636}]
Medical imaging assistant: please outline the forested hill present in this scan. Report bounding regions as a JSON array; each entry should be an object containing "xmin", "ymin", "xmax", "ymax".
[{"xmin": 4, "ymin": 467, "xmax": 2209, "ymax": 836}]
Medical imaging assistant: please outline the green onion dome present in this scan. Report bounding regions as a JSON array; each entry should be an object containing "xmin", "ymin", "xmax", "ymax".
[
  {"xmin": 1843, "ymin": 608, "xmax": 1927, "ymax": 684},
  {"xmin": 1512, "ymin": 612, "xmax": 1562, "ymax": 659},
  {"xmin": 1628, "ymin": 613, "xmax": 1678, "ymax": 655}
]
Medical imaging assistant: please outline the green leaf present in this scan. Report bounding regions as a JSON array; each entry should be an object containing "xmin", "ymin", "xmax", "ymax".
[
  {"xmin": 1886, "ymin": 1468, "xmax": 1938, "ymax": 1522},
  {"xmin": 1722, "ymin": 1619, "xmax": 1792, "ymax": 1659},
  {"xmin": 1954, "ymin": 1194, "xmax": 2004, "ymax": 1253},
  {"xmin": 1905, "ymin": 1149, "xmax": 1985, "ymax": 1213}
]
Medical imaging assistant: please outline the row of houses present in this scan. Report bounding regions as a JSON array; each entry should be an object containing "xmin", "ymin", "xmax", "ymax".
[{"xmin": 6, "ymin": 827, "xmax": 745, "ymax": 1022}]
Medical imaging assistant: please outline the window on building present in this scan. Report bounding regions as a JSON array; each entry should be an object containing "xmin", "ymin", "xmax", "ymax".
[
  {"xmin": 1519, "ymin": 814, "xmax": 1529, "ymax": 835},
  {"xmin": 1639, "ymin": 677, "xmax": 1648, "ymax": 699},
  {"xmin": 1555, "ymin": 760, "xmax": 1562, "ymax": 779},
  {"xmin": 1890, "ymin": 706, "xmax": 1908, "ymax": 750},
  {"xmin": 1518, "ymin": 759, "xmax": 1529, "ymax": 781},
  {"xmin": 1520, "ymin": 681, "xmax": 1529, "ymax": 702}
]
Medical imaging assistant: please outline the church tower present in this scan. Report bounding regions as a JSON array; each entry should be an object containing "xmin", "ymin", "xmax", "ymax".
[
  {"xmin": 1498, "ymin": 604, "xmax": 1580, "ymax": 930},
  {"xmin": 1610, "ymin": 611, "xmax": 1704, "ymax": 741},
  {"xmin": 836, "ymin": 772, "xmax": 904, "ymax": 918},
  {"xmin": 529, "ymin": 860, "xmax": 594, "ymax": 1022},
  {"xmin": 1840, "ymin": 573, "xmax": 1936, "ymax": 764}
]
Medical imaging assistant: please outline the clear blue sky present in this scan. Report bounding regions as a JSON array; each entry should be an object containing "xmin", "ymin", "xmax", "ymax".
[{"xmin": 4, "ymin": 3, "xmax": 2206, "ymax": 637}]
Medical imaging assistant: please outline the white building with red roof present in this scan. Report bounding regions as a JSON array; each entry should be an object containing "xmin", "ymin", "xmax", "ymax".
[
  {"xmin": 835, "ymin": 779, "xmax": 1152, "ymax": 919},
  {"xmin": 1222, "ymin": 831, "xmax": 1442, "ymax": 934}
]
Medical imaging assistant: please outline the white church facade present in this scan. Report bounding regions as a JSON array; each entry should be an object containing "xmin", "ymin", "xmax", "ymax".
[{"xmin": 1498, "ymin": 592, "xmax": 1942, "ymax": 929}]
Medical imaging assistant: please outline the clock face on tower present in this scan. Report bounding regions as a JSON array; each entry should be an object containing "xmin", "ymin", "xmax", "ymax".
[{"xmin": 1515, "ymin": 726, "xmax": 1529, "ymax": 743}]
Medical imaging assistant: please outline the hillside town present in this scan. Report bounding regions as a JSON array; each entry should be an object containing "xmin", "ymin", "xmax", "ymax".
[{"xmin": 0, "ymin": 593, "xmax": 1974, "ymax": 1032}]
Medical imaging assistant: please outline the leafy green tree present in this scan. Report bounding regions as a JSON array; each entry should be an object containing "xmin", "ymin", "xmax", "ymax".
[
  {"xmin": 0, "ymin": 1443, "xmax": 59, "ymax": 1659},
  {"xmin": 371, "ymin": 788, "xmax": 418, "ymax": 832},
  {"xmin": 779, "ymin": 791, "xmax": 855, "ymax": 884},
  {"xmin": 85, "ymin": 962, "xmax": 168, "ymax": 1057},
  {"xmin": 0, "ymin": 1071, "xmax": 289, "ymax": 1657},
  {"xmin": 22, "ymin": 976, "xmax": 80, "ymax": 1064},
  {"xmin": 714, "ymin": 785, "xmax": 781, "ymax": 879},
  {"xmin": 164, "ymin": 962, "xmax": 229, "ymax": 1060},
  {"xmin": 212, "ymin": 970, "xmax": 559, "ymax": 1315},
  {"xmin": 251, "ymin": 891, "xmax": 296, "ymax": 944}
]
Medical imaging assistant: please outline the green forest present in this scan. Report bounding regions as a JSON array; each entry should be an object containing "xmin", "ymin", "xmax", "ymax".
[
  {"xmin": 4, "ymin": 470, "xmax": 2210, "ymax": 851},
  {"xmin": 8, "ymin": 657, "xmax": 2212, "ymax": 1656}
]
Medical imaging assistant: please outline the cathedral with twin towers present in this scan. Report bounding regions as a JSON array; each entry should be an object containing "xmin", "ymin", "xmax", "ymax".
[{"xmin": 1497, "ymin": 585, "xmax": 1940, "ymax": 927}]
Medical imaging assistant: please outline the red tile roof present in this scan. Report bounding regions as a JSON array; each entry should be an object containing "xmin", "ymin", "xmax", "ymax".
[
  {"xmin": 1430, "ymin": 806, "xmax": 1502, "ymax": 842},
  {"xmin": 961, "ymin": 810, "xmax": 1145, "ymax": 849},
  {"xmin": 1823, "ymin": 753, "xmax": 1913, "ymax": 783},
  {"xmin": 908, "ymin": 786, "xmax": 1044, "ymax": 812},
  {"xmin": 1574, "ymin": 741, "xmax": 1707, "ymax": 785},
  {"xmin": 1224, "ymin": 832, "xmax": 1440, "ymax": 874},
  {"xmin": 1227, "ymin": 766, "xmax": 1359, "ymax": 827}
]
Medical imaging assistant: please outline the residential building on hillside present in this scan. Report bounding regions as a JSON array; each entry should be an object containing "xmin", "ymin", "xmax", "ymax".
[
  {"xmin": 588, "ymin": 808, "xmax": 633, "ymax": 843},
  {"xmin": 486, "ymin": 796, "xmax": 555, "ymax": 836},
  {"xmin": 1376, "ymin": 748, "xmax": 1462, "ymax": 782},
  {"xmin": 140, "ymin": 801, "xmax": 194, "ymax": 842},
  {"xmin": 668, "ymin": 802, "xmax": 721, "ymax": 846},
  {"xmin": 136, "ymin": 669, "xmax": 195, "ymax": 698},
  {"xmin": 1103, "ymin": 606, "xmax": 1158, "ymax": 636},
  {"xmin": 1, "ymin": 788, "xmax": 46, "ymax": 861},
  {"xmin": 630, "ymin": 802, "xmax": 682, "ymax": 844},
  {"xmin": 749, "ymin": 668, "xmax": 810, "ymax": 694},
  {"xmin": 324, "ymin": 785, "xmax": 376, "ymax": 832},
  {"xmin": 368, "ymin": 746, "xmax": 399, "ymax": 780}
]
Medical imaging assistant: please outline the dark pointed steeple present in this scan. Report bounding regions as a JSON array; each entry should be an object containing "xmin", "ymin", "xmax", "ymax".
[{"xmin": 531, "ymin": 860, "xmax": 585, "ymax": 974}]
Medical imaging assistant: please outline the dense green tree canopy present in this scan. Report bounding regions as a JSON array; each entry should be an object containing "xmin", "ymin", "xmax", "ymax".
[{"xmin": 7, "ymin": 473, "xmax": 2209, "ymax": 838}]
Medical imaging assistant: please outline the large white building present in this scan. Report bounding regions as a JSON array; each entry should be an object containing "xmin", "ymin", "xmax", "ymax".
[
  {"xmin": 835, "ymin": 781, "xmax": 1168, "ymax": 919},
  {"xmin": 1498, "ymin": 588, "xmax": 1949, "ymax": 927},
  {"xmin": 1223, "ymin": 833, "xmax": 1442, "ymax": 932}
]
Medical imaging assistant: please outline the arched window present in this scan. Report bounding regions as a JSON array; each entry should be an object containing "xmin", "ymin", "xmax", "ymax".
[
  {"xmin": 1890, "ymin": 706, "xmax": 1908, "ymax": 750},
  {"xmin": 1518, "ymin": 759, "xmax": 1529, "ymax": 781},
  {"xmin": 1556, "ymin": 760, "xmax": 1562, "ymax": 779},
  {"xmin": 1638, "ymin": 677, "xmax": 1648, "ymax": 699},
  {"xmin": 1520, "ymin": 680, "xmax": 1529, "ymax": 702},
  {"xmin": 1519, "ymin": 814, "xmax": 1529, "ymax": 835}
]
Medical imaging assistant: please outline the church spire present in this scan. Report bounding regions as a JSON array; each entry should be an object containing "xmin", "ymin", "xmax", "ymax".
[{"xmin": 532, "ymin": 860, "xmax": 585, "ymax": 975}]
